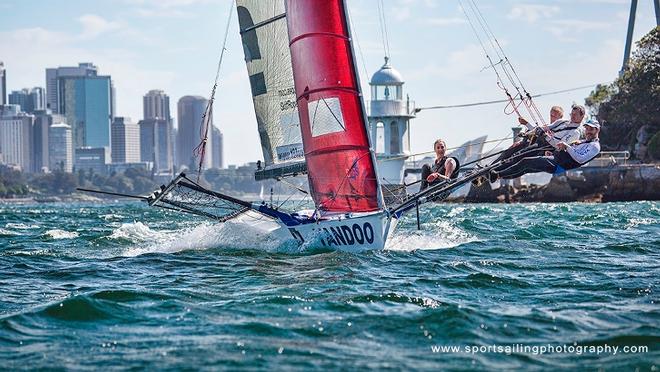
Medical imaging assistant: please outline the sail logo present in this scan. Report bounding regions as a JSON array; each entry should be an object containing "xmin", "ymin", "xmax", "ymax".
[
  {"xmin": 276, "ymin": 143, "xmax": 304, "ymax": 161},
  {"xmin": 289, "ymin": 222, "xmax": 375, "ymax": 247}
]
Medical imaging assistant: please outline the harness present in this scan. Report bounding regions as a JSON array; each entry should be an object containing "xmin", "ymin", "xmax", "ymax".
[
  {"xmin": 553, "ymin": 138, "xmax": 600, "ymax": 171},
  {"xmin": 431, "ymin": 156, "xmax": 461, "ymax": 179}
]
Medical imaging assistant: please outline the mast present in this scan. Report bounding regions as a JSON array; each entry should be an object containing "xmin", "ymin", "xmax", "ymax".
[{"xmin": 285, "ymin": 0, "xmax": 381, "ymax": 213}]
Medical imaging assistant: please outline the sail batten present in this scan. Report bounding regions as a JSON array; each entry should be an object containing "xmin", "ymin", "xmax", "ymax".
[{"xmin": 285, "ymin": 0, "xmax": 380, "ymax": 212}]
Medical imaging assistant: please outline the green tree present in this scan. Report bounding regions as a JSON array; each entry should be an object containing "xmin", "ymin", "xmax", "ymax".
[{"xmin": 585, "ymin": 26, "xmax": 659, "ymax": 160}]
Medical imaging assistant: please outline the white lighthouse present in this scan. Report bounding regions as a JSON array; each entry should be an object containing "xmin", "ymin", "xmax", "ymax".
[{"xmin": 368, "ymin": 57, "xmax": 415, "ymax": 190}]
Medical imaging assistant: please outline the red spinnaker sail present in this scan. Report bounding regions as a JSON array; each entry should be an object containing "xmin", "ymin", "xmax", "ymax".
[{"xmin": 286, "ymin": 0, "xmax": 380, "ymax": 212}]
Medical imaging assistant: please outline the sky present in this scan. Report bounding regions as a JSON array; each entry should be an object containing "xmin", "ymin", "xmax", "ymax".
[{"xmin": 0, "ymin": 0, "xmax": 657, "ymax": 166}]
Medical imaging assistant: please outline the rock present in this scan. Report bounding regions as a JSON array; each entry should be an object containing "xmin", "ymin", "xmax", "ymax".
[
  {"xmin": 464, "ymin": 180, "xmax": 498, "ymax": 203},
  {"xmin": 541, "ymin": 175, "xmax": 577, "ymax": 202}
]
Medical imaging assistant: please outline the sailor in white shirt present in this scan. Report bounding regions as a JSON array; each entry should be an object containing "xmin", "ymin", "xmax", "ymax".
[
  {"xmin": 518, "ymin": 104, "xmax": 585, "ymax": 144},
  {"xmin": 488, "ymin": 105, "xmax": 583, "ymax": 176},
  {"xmin": 491, "ymin": 119, "xmax": 601, "ymax": 181}
]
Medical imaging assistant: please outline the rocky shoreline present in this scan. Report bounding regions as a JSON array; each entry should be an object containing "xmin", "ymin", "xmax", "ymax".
[{"xmin": 456, "ymin": 164, "xmax": 660, "ymax": 203}]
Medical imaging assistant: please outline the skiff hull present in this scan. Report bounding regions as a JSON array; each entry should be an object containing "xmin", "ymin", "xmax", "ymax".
[{"xmin": 234, "ymin": 210, "xmax": 397, "ymax": 252}]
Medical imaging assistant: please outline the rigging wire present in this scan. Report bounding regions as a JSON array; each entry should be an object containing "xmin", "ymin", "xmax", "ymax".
[
  {"xmin": 414, "ymin": 83, "xmax": 602, "ymax": 112},
  {"xmin": 457, "ymin": 0, "xmax": 544, "ymax": 129},
  {"xmin": 467, "ymin": 0, "xmax": 546, "ymax": 127},
  {"xmin": 381, "ymin": 135, "xmax": 514, "ymax": 163},
  {"xmin": 193, "ymin": 0, "xmax": 235, "ymax": 182},
  {"xmin": 345, "ymin": 2, "xmax": 371, "ymax": 80},
  {"xmin": 376, "ymin": 0, "xmax": 391, "ymax": 58}
]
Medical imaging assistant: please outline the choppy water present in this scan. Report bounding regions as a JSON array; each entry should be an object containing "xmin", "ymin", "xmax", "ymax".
[{"xmin": 0, "ymin": 201, "xmax": 658, "ymax": 370}]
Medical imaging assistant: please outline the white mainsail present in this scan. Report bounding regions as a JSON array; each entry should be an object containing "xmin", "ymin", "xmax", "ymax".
[{"xmin": 236, "ymin": 0, "xmax": 304, "ymax": 179}]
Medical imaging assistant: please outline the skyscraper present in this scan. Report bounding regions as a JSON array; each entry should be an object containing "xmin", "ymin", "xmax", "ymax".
[
  {"xmin": 0, "ymin": 62, "xmax": 6, "ymax": 105},
  {"xmin": 143, "ymin": 90, "xmax": 171, "ymax": 120},
  {"xmin": 58, "ymin": 75, "xmax": 113, "ymax": 149},
  {"xmin": 212, "ymin": 126, "xmax": 223, "ymax": 169},
  {"xmin": 8, "ymin": 87, "xmax": 46, "ymax": 114},
  {"xmin": 49, "ymin": 122, "xmax": 73, "ymax": 173},
  {"xmin": 176, "ymin": 96, "xmax": 212, "ymax": 170},
  {"xmin": 139, "ymin": 118, "xmax": 173, "ymax": 175},
  {"xmin": 30, "ymin": 87, "xmax": 46, "ymax": 112},
  {"xmin": 32, "ymin": 110, "xmax": 63, "ymax": 172},
  {"xmin": 8, "ymin": 89, "xmax": 29, "ymax": 112},
  {"xmin": 111, "ymin": 117, "xmax": 140, "ymax": 163},
  {"xmin": 139, "ymin": 90, "xmax": 173, "ymax": 175},
  {"xmin": 45, "ymin": 63, "xmax": 98, "ymax": 112},
  {"xmin": 0, "ymin": 104, "xmax": 34, "ymax": 172}
]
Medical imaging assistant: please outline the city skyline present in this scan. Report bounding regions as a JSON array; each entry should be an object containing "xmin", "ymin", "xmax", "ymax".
[{"xmin": 0, "ymin": 0, "xmax": 657, "ymax": 166}]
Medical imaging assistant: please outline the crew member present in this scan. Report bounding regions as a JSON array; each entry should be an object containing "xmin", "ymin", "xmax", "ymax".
[
  {"xmin": 491, "ymin": 104, "xmax": 585, "ymax": 172},
  {"xmin": 490, "ymin": 119, "xmax": 601, "ymax": 181},
  {"xmin": 420, "ymin": 139, "xmax": 460, "ymax": 191}
]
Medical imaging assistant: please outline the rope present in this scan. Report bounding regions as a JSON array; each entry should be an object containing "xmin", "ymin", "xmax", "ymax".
[
  {"xmin": 193, "ymin": 0, "xmax": 234, "ymax": 182},
  {"xmin": 458, "ymin": 0, "xmax": 546, "ymax": 129},
  {"xmin": 379, "ymin": 135, "xmax": 514, "ymax": 163}
]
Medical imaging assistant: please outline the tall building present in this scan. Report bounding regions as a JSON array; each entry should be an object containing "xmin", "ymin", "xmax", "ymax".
[
  {"xmin": 58, "ymin": 75, "xmax": 113, "ymax": 149},
  {"xmin": 30, "ymin": 87, "xmax": 46, "ymax": 112},
  {"xmin": 0, "ymin": 104, "xmax": 34, "ymax": 172},
  {"xmin": 212, "ymin": 126, "xmax": 223, "ymax": 169},
  {"xmin": 143, "ymin": 90, "xmax": 171, "ymax": 120},
  {"xmin": 45, "ymin": 63, "xmax": 98, "ymax": 112},
  {"xmin": 32, "ymin": 109, "xmax": 61, "ymax": 172},
  {"xmin": 8, "ymin": 87, "xmax": 46, "ymax": 114},
  {"xmin": 49, "ymin": 122, "xmax": 73, "ymax": 173},
  {"xmin": 176, "ymin": 96, "xmax": 212, "ymax": 170},
  {"xmin": 0, "ymin": 62, "xmax": 6, "ymax": 105},
  {"xmin": 8, "ymin": 89, "xmax": 28, "ymax": 112},
  {"xmin": 139, "ymin": 90, "xmax": 173, "ymax": 174},
  {"xmin": 139, "ymin": 118, "xmax": 173, "ymax": 175},
  {"xmin": 111, "ymin": 117, "xmax": 140, "ymax": 163}
]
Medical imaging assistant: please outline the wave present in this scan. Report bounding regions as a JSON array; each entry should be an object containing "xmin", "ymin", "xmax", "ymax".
[
  {"xmin": 43, "ymin": 229, "xmax": 79, "ymax": 240},
  {"xmin": 386, "ymin": 219, "xmax": 477, "ymax": 251},
  {"xmin": 121, "ymin": 219, "xmax": 296, "ymax": 257},
  {"xmin": 0, "ymin": 228, "xmax": 18, "ymax": 236},
  {"xmin": 5, "ymin": 223, "xmax": 40, "ymax": 230}
]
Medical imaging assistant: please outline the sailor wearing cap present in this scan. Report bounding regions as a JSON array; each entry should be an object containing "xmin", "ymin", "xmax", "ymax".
[{"xmin": 490, "ymin": 119, "xmax": 601, "ymax": 181}]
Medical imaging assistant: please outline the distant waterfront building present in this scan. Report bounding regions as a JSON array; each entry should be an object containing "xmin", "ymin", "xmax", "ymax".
[
  {"xmin": 111, "ymin": 117, "xmax": 140, "ymax": 164},
  {"xmin": 8, "ymin": 90, "xmax": 28, "ymax": 112},
  {"xmin": 176, "ymin": 96, "xmax": 212, "ymax": 170},
  {"xmin": 31, "ymin": 87, "xmax": 46, "ymax": 112},
  {"xmin": 9, "ymin": 87, "xmax": 46, "ymax": 114},
  {"xmin": 139, "ymin": 90, "xmax": 173, "ymax": 175},
  {"xmin": 0, "ymin": 104, "xmax": 34, "ymax": 172},
  {"xmin": 143, "ymin": 90, "xmax": 171, "ymax": 120},
  {"xmin": 139, "ymin": 118, "xmax": 173, "ymax": 175},
  {"xmin": 32, "ymin": 109, "xmax": 61, "ymax": 172},
  {"xmin": 49, "ymin": 122, "xmax": 73, "ymax": 173},
  {"xmin": 171, "ymin": 127, "xmax": 178, "ymax": 171},
  {"xmin": 58, "ymin": 75, "xmax": 113, "ymax": 150},
  {"xmin": 212, "ymin": 126, "xmax": 223, "ymax": 169},
  {"xmin": 0, "ymin": 62, "xmax": 6, "ymax": 105},
  {"xmin": 75, "ymin": 147, "xmax": 109, "ymax": 175},
  {"xmin": 45, "ymin": 63, "xmax": 98, "ymax": 113}
]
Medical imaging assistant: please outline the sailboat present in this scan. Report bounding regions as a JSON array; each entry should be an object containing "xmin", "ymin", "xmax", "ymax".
[
  {"xmin": 138, "ymin": 0, "xmax": 394, "ymax": 251},
  {"xmin": 80, "ymin": 0, "xmax": 500, "ymax": 251}
]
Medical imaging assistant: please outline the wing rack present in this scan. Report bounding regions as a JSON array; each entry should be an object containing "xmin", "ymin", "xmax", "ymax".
[{"xmin": 147, "ymin": 173, "xmax": 252, "ymax": 222}]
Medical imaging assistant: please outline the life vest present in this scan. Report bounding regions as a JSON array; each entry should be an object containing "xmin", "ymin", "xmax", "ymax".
[
  {"xmin": 553, "ymin": 138, "xmax": 600, "ymax": 170},
  {"xmin": 431, "ymin": 156, "xmax": 460, "ymax": 179}
]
